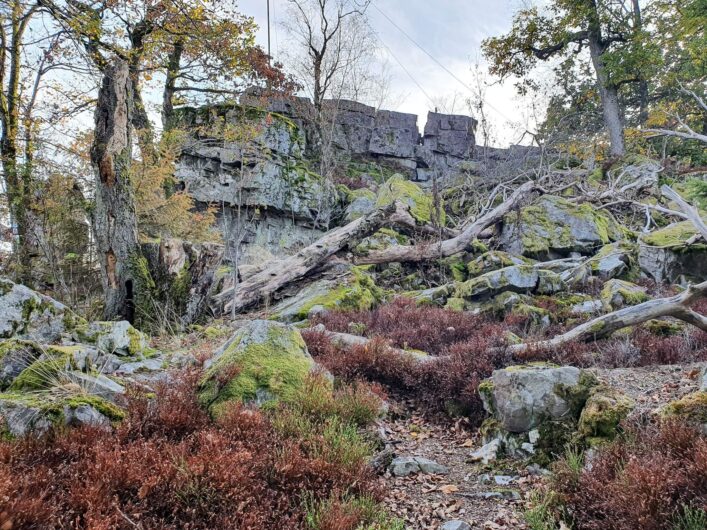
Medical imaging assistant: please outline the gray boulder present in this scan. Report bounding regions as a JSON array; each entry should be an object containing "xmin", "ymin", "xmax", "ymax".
[
  {"xmin": 600, "ymin": 279, "xmax": 649, "ymax": 311},
  {"xmin": 64, "ymin": 372, "xmax": 125, "ymax": 401},
  {"xmin": 84, "ymin": 321, "xmax": 150, "ymax": 356},
  {"xmin": 0, "ymin": 278, "xmax": 74, "ymax": 342},
  {"xmin": 0, "ymin": 339, "xmax": 43, "ymax": 389},
  {"xmin": 479, "ymin": 365, "xmax": 583, "ymax": 433},
  {"xmin": 453, "ymin": 266, "xmax": 565, "ymax": 303},
  {"xmin": 500, "ymin": 195, "xmax": 622, "ymax": 259},
  {"xmin": 592, "ymin": 242, "xmax": 634, "ymax": 280}
]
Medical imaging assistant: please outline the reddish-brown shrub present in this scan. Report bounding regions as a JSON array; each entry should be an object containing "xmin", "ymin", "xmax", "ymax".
[
  {"xmin": 551, "ymin": 420, "xmax": 707, "ymax": 530},
  {"xmin": 0, "ymin": 369, "xmax": 387, "ymax": 529}
]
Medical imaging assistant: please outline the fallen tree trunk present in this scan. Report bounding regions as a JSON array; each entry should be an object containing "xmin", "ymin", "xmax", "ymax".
[
  {"xmin": 354, "ymin": 181, "xmax": 539, "ymax": 265},
  {"xmin": 214, "ymin": 201, "xmax": 400, "ymax": 314},
  {"xmin": 508, "ymin": 280, "xmax": 707, "ymax": 354},
  {"xmin": 309, "ymin": 324, "xmax": 435, "ymax": 363}
]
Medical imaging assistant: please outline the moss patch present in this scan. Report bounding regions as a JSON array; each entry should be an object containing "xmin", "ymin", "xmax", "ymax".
[
  {"xmin": 661, "ymin": 391, "xmax": 707, "ymax": 424},
  {"xmin": 375, "ymin": 174, "xmax": 443, "ymax": 225},
  {"xmin": 578, "ymin": 387, "xmax": 634, "ymax": 438}
]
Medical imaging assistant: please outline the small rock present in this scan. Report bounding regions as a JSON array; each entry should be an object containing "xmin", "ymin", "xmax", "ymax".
[
  {"xmin": 470, "ymin": 438, "xmax": 501, "ymax": 465},
  {"xmin": 65, "ymin": 371, "xmax": 125, "ymax": 401},
  {"xmin": 440, "ymin": 521, "xmax": 471, "ymax": 530},
  {"xmin": 389, "ymin": 456, "xmax": 448, "ymax": 477},
  {"xmin": 526, "ymin": 463, "xmax": 551, "ymax": 476},
  {"xmin": 64, "ymin": 404, "xmax": 111, "ymax": 429}
]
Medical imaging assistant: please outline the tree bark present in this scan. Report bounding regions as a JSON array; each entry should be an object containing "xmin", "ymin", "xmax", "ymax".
[
  {"xmin": 354, "ymin": 181, "xmax": 539, "ymax": 265},
  {"xmin": 91, "ymin": 59, "xmax": 144, "ymax": 322},
  {"xmin": 587, "ymin": 34, "xmax": 625, "ymax": 157}
]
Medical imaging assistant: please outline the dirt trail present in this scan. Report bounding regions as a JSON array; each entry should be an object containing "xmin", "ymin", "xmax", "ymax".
[
  {"xmin": 377, "ymin": 362, "xmax": 705, "ymax": 529},
  {"xmin": 378, "ymin": 397, "xmax": 532, "ymax": 530}
]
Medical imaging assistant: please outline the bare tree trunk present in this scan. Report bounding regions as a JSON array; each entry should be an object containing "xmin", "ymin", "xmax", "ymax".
[
  {"xmin": 508, "ymin": 280, "xmax": 707, "ymax": 354},
  {"xmin": 91, "ymin": 59, "xmax": 144, "ymax": 322},
  {"xmin": 588, "ymin": 36, "xmax": 625, "ymax": 157}
]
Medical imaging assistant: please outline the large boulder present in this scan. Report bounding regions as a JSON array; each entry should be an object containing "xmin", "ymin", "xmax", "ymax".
[
  {"xmin": 479, "ymin": 364, "xmax": 586, "ymax": 433},
  {"xmin": 0, "ymin": 278, "xmax": 77, "ymax": 343},
  {"xmin": 198, "ymin": 320, "xmax": 317, "ymax": 415},
  {"xmin": 81, "ymin": 321, "xmax": 150, "ymax": 356},
  {"xmin": 638, "ymin": 222, "xmax": 707, "ymax": 283},
  {"xmin": 0, "ymin": 339, "xmax": 43, "ymax": 390},
  {"xmin": 600, "ymin": 279, "xmax": 649, "ymax": 311},
  {"xmin": 500, "ymin": 195, "xmax": 623, "ymax": 259}
]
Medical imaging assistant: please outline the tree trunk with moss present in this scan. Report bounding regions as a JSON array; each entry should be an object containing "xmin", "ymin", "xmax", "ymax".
[{"xmin": 92, "ymin": 59, "xmax": 146, "ymax": 323}]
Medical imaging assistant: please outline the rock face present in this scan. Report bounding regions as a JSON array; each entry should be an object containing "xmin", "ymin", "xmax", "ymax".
[
  {"xmin": 0, "ymin": 278, "xmax": 73, "ymax": 342},
  {"xmin": 638, "ymin": 222, "xmax": 707, "ymax": 283},
  {"xmin": 479, "ymin": 364, "xmax": 582, "ymax": 433},
  {"xmin": 198, "ymin": 320, "xmax": 317, "ymax": 415},
  {"xmin": 500, "ymin": 195, "xmax": 622, "ymax": 259}
]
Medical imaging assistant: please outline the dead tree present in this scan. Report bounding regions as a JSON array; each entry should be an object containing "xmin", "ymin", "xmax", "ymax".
[
  {"xmin": 214, "ymin": 181, "xmax": 539, "ymax": 315},
  {"xmin": 354, "ymin": 181, "xmax": 539, "ymax": 265},
  {"xmin": 92, "ymin": 59, "xmax": 144, "ymax": 322}
]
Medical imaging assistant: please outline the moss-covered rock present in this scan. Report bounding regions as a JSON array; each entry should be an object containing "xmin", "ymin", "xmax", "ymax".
[
  {"xmin": 355, "ymin": 228, "xmax": 409, "ymax": 255},
  {"xmin": 271, "ymin": 267, "xmax": 387, "ymax": 323},
  {"xmin": 638, "ymin": 221, "xmax": 707, "ymax": 282},
  {"xmin": 661, "ymin": 391, "xmax": 707, "ymax": 432},
  {"xmin": 0, "ymin": 391, "xmax": 123, "ymax": 437},
  {"xmin": 466, "ymin": 251, "xmax": 530, "ymax": 278},
  {"xmin": 500, "ymin": 195, "xmax": 623, "ymax": 259},
  {"xmin": 453, "ymin": 265, "xmax": 565, "ymax": 303},
  {"xmin": 375, "ymin": 174, "xmax": 444, "ymax": 225},
  {"xmin": 590, "ymin": 241, "xmax": 637, "ymax": 280},
  {"xmin": 0, "ymin": 339, "xmax": 44, "ymax": 390},
  {"xmin": 600, "ymin": 279, "xmax": 649, "ymax": 311},
  {"xmin": 0, "ymin": 278, "xmax": 80, "ymax": 343},
  {"xmin": 578, "ymin": 387, "xmax": 634, "ymax": 438},
  {"xmin": 198, "ymin": 320, "xmax": 318, "ymax": 416},
  {"xmin": 79, "ymin": 321, "xmax": 151, "ymax": 356},
  {"xmin": 9, "ymin": 349, "xmax": 77, "ymax": 391}
]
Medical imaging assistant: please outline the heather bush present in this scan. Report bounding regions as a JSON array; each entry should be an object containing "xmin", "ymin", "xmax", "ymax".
[
  {"xmin": 0, "ymin": 368, "xmax": 394, "ymax": 529},
  {"xmin": 549, "ymin": 420, "xmax": 707, "ymax": 530}
]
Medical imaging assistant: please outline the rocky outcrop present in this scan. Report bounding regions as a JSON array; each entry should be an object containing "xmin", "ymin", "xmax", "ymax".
[{"xmin": 479, "ymin": 364, "xmax": 584, "ymax": 433}]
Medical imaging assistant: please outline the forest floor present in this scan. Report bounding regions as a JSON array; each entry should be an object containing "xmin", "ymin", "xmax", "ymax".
[{"xmin": 377, "ymin": 362, "xmax": 705, "ymax": 530}]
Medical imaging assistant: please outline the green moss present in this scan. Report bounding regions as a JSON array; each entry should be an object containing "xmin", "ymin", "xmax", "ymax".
[
  {"xmin": 554, "ymin": 371, "xmax": 600, "ymax": 419},
  {"xmin": 601, "ymin": 280, "xmax": 649, "ymax": 310},
  {"xmin": 645, "ymin": 319, "xmax": 684, "ymax": 336},
  {"xmin": 288, "ymin": 267, "xmax": 386, "ymax": 321},
  {"xmin": 10, "ymin": 352, "xmax": 76, "ymax": 391},
  {"xmin": 661, "ymin": 391, "xmax": 707, "ymax": 424},
  {"xmin": 64, "ymin": 394, "xmax": 125, "ymax": 422},
  {"xmin": 478, "ymin": 380, "xmax": 496, "ymax": 413},
  {"xmin": 128, "ymin": 252, "xmax": 158, "ymax": 330},
  {"xmin": 578, "ymin": 387, "xmax": 634, "ymax": 438},
  {"xmin": 641, "ymin": 221, "xmax": 707, "ymax": 251},
  {"xmin": 375, "ymin": 174, "xmax": 444, "ymax": 225},
  {"xmin": 198, "ymin": 324, "xmax": 314, "ymax": 416},
  {"xmin": 508, "ymin": 196, "xmax": 621, "ymax": 257},
  {"xmin": 444, "ymin": 297, "xmax": 466, "ymax": 312}
]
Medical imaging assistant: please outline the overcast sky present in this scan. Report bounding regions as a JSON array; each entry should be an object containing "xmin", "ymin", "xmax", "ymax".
[{"xmin": 237, "ymin": 0, "xmax": 542, "ymax": 146}]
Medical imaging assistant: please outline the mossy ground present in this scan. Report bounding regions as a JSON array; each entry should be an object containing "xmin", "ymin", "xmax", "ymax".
[{"xmin": 375, "ymin": 174, "xmax": 444, "ymax": 225}]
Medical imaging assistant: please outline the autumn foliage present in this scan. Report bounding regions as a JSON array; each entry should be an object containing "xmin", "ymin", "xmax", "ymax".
[{"xmin": 0, "ymin": 370, "xmax": 392, "ymax": 530}]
